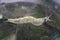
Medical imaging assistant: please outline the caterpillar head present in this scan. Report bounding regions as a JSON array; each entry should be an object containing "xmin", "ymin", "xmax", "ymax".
[{"xmin": 44, "ymin": 15, "xmax": 53, "ymax": 22}]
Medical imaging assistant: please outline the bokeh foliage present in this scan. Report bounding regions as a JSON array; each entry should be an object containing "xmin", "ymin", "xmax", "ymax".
[{"xmin": 0, "ymin": 1, "xmax": 60, "ymax": 40}]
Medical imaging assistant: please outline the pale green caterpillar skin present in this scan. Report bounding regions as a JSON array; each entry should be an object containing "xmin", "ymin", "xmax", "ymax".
[
  {"xmin": 32, "ymin": 18, "xmax": 45, "ymax": 26},
  {"xmin": 7, "ymin": 16, "xmax": 51, "ymax": 26}
]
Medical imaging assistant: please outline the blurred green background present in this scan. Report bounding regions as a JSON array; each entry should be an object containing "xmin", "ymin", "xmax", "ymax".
[{"xmin": 0, "ymin": 0, "xmax": 60, "ymax": 40}]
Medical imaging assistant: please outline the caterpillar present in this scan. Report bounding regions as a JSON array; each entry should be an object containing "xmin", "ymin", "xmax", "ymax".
[{"xmin": 7, "ymin": 16, "xmax": 51, "ymax": 26}]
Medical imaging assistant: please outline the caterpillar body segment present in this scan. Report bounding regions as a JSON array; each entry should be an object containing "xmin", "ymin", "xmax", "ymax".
[
  {"xmin": 8, "ymin": 18, "xmax": 20, "ymax": 24},
  {"xmin": 31, "ymin": 19, "xmax": 45, "ymax": 26}
]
